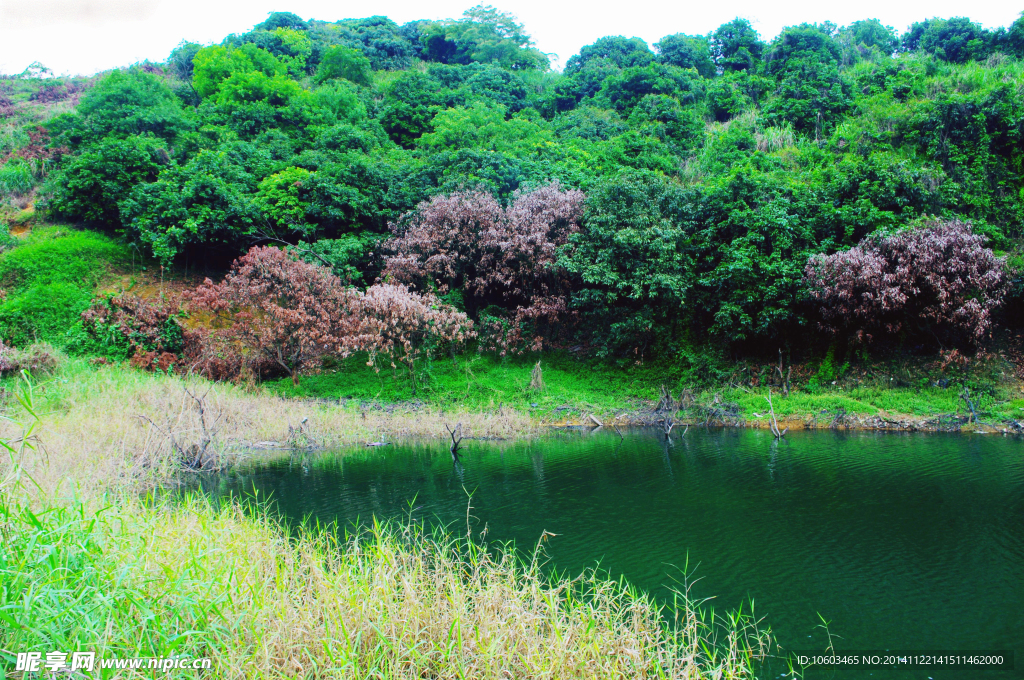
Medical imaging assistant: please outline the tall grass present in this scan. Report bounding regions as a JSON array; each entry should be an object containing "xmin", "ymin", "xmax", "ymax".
[
  {"xmin": 2, "ymin": 357, "xmax": 542, "ymax": 499},
  {"xmin": 0, "ymin": 496, "xmax": 770, "ymax": 679},
  {"xmin": 0, "ymin": 360, "xmax": 773, "ymax": 679}
]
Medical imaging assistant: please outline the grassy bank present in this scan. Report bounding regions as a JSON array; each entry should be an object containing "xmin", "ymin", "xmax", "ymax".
[
  {"xmin": 0, "ymin": 360, "xmax": 773, "ymax": 679},
  {"xmin": 269, "ymin": 350, "xmax": 1024, "ymax": 432},
  {"xmin": 7, "ymin": 349, "xmax": 1023, "ymax": 500}
]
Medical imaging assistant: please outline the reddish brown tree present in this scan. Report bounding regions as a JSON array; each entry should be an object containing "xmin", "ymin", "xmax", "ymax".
[
  {"xmin": 804, "ymin": 220, "xmax": 1009, "ymax": 345},
  {"xmin": 358, "ymin": 283, "xmax": 475, "ymax": 394},
  {"xmin": 383, "ymin": 182, "xmax": 584, "ymax": 353},
  {"xmin": 186, "ymin": 246, "xmax": 368, "ymax": 384}
]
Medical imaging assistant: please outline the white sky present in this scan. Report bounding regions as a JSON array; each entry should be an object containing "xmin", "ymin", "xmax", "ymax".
[{"xmin": 0, "ymin": 0, "xmax": 1020, "ymax": 76}]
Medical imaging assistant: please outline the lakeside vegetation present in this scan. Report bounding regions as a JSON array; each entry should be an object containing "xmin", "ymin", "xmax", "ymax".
[
  {"xmin": 2, "ymin": 6, "xmax": 1024, "ymax": 677},
  {"xmin": 1, "ymin": 360, "xmax": 777, "ymax": 678}
]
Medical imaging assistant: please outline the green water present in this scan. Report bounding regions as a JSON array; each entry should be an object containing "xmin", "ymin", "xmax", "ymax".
[{"xmin": 200, "ymin": 428, "xmax": 1024, "ymax": 679}]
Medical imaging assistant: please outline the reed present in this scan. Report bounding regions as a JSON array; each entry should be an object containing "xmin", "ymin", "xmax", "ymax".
[{"xmin": 0, "ymin": 493, "xmax": 770, "ymax": 679}]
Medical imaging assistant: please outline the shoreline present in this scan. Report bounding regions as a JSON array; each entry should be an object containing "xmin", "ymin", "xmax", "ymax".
[
  {"xmin": 549, "ymin": 412, "xmax": 1022, "ymax": 435},
  {"xmin": 9, "ymin": 358, "xmax": 1020, "ymax": 496}
]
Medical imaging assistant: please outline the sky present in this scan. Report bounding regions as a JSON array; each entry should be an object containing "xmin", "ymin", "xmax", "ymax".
[{"xmin": 0, "ymin": 0, "xmax": 1020, "ymax": 76}]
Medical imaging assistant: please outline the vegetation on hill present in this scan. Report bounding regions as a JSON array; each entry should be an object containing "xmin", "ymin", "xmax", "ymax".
[{"xmin": 0, "ymin": 7, "xmax": 1023, "ymax": 393}]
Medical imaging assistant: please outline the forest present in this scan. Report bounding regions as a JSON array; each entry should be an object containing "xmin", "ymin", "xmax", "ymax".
[{"xmin": 2, "ymin": 7, "xmax": 1024, "ymax": 386}]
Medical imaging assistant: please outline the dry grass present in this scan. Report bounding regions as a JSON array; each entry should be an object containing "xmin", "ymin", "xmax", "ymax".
[{"xmin": 7, "ymin": 359, "xmax": 538, "ymax": 499}]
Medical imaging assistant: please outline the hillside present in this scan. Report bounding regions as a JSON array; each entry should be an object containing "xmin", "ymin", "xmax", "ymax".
[{"xmin": 1, "ymin": 8, "xmax": 1023, "ymax": 372}]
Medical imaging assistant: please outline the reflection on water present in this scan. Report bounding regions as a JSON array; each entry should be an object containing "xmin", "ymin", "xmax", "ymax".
[{"xmin": 196, "ymin": 428, "xmax": 1024, "ymax": 680}]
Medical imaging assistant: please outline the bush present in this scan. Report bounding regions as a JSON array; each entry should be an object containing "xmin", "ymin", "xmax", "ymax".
[
  {"xmin": 78, "ymin": 293, "xmax": 184, "ymax": 364},
  {"xmin": 0, "ymin": 283, "xmax": 93, "ymax": 346},
  {"xmin": 186, "ymin": 246, "xmax": 366, "ymax": 383},
  {"xmin": 804, "ymin": 219, "xmax": 1009, "ymax": 346},
  {"xmin": 0, "ymin": 229, "xmax": 128, "ymax": 293},
  {"xmin": 358, "ymin": 283, "xmax": 474, "ymax": 392},
  {"xmin": 0, "ymin": 342, "xmax": 59, "ymax": 376},
  {"xmin": 383, "ymin": 183, "xmax": 584, "ymax": 353},
  {"xmin": 0, "ymin": 159, "xmax": 34, "ymax": 197}
]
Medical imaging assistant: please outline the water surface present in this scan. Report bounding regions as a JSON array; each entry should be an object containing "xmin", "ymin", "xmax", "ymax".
[{"xmin": 199, "ymin": 428, "xmax": 1024, "ymax": 679}]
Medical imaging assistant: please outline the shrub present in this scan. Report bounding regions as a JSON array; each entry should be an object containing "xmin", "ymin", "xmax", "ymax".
[
  {"xmin": 383, "ymin": 183, "xmax": 584, "ymax": 354},
  {"xmin": 0, "ymin": 342, "xmax": 59, "ymax": 376},
  {"xmin": 804, "ymin": 219, "xmax": 1008, "ymax": 346},
  {"xmin": 79, "ymin": 293, "xmax": 184, "ymax": 366},
  {"xmin": 358, "ymin": 283, "xmax": 474, "ymax": 393},
  {"xmin": 186, "ymin": 246, "xmax": 367, "ymax": 384}
]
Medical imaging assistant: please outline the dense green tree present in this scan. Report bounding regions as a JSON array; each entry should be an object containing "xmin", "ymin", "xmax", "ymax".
[
  {"xmin": 842, "ymin": 19, "xmax": 898, "ymax": 55},
  {"xmin": 1006, "ymin": 12, "xmax": 1024, "ymax": 56},
  {"xmin": 73, "ymin": 69, "xmax": 188, "ymax": 142},
  {"xmin": 564, "ymin": 36, "xmax": 654, "ymax": 76},
  {"xmin": 192, "ymin": 44, "xmax": 286, "ymax": 99},
  {"xmin": 901, "ymin": 17, "xmax": 991, "ymax": 63},
  {"xmin": 326, "ymin": 16, "xmax": 415, "ymax": 71},
  {"xmin": 47, "ymin": 136, "xmax": 167, "ymax": 229},
  {"xmin": 711, "ymin": 18, "xmax": 765, "ymax": 72},
  {"xmin": 315, "ymin": 46, "xmax": 372, "ymax": 86},
  {"xmin": 762, "ymin": 24, "xmax": 851, "ymax": 134},
  {"xmin": 627, "ymin": 94, "xmax": 704, "ymax": 152},
  {"xmin": 419, "ymin": 6, "xmax": 549, "ymax": 70},
  {"xmin": 256, "ymin": 12, "xmax": 309, "ymax": 32},
  {"xmin": 379, "ymin": 72, "xmax": 449, "ymax": 147},
  {"xmin": 168, "ymin": 41, "xmax": 202, "ymax": 82},
  {"xmin": 561, "ymin": 170, "xmax": 695, "ymax": 355},
  {"xmin": 655, "ymin": 34, "xmax": 716, "ymax": 79},
  {"xmin": 554, "ymin": 58, "xmax": 622, "ymax": 110},
  {"xmin": 599, "ymin": 63, "xmax": 703, "ymax": 111},
  {"xmin": 120, "ymin": 150, "xmax": 259, "ymax": 262}
]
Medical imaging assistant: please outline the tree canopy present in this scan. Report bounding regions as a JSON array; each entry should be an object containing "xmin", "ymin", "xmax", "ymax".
[{"xmin": 34, "ymin": 7, "xmax": 1024, "ymax": 358}]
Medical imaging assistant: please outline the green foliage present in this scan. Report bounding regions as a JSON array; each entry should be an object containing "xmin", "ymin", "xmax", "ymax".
[
  {"xmin": 0, "ymin": 159, "xmax": 34, "ymax": 197},
  {"xmin": 289, "ymin": 232, "xmax": 385, "ymax": 285},
  {"xmin": 47, "ymin": 136, "xmax": 167, "ymax": 229},
  {"xmin": 419, "ymin": 6, "xmax": 549, "ymax": 70},
  {"xmin": 254, "ymin": 166, "xmax": 314, "ymax": 232},
  {"xmin": 564, "ymin": 36, "xmax": 654, "ymax": 76},
  {"xmin": 762, "ymin": 24, "xmax": 852, "ymax": 134},
  {"xmin": 72, "ymin": 69, "xmax": 188, "ymax": 143},
  {"xmin": 711, "ymin": 18, "xmax": 765, "ymax": 72},
  {"xmin": 121, "ymin": 150, "xmax": 258, "ymax": 263},
  {"xmin": 561, "ymin": 170, "xmax": 694, "ymax": 356},
  {"xmin": 257, "ymin": 11, "xmax": 309, "ymax": 32},
  {"xmin": 843, "ymin": 19, "xmax": 898, "ymax": 55},
  {"xmin": 0, "ymin": 229, "xmax": 128, "ymax": 347},
  {"xmin": 168, "ymin": 41, "xmax": 202, "ymax": 81},
  {"xmin": 192, "ymin": 44, "xmax": 288, "ymax": 101},
  {"xmin": 599, "ymin": 63, "xmax": 702, "ymax": 111},
  {"xmin": 656, "ymin": 34, "xmax": 716, "ymax": 78},
  {"xmin": 315, "ymin": 46, "xmax": 372, "ymax": 86},
  {"xmin": 902, "ymin": 17, "xmax": 993, "ymax": 63},
  {"xmin": 20, "ymin": 8, "xmax": 1024, "ymax": 358},
  {"xmin": 319, "ymin": 16, "xmax": 415, "ymax": 71}
]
